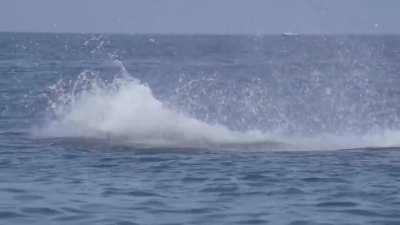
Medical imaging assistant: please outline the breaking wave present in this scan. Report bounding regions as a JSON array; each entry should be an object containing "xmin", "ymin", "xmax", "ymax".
[
  {"xmin": 32, "ymin": 61, "xmax": 400, "ymax": 151},
  {"xmin": 33, "ymin": 61, "xmax": 285, "ymax": 150}
]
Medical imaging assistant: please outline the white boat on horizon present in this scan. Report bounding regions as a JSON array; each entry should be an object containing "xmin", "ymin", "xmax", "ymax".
[{"xmin": 282, "ymin": 32, "xmax": 299, "ymax": 37}]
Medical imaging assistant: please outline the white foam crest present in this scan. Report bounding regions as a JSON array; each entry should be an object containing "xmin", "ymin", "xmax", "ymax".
[
  {"xmin": 33, "ymin": 62, "xmax": 400, "ymax": 151},
  {"xmin": 35, "ymin": 65, "xmax": 278, "ymax": 148},
  {"xmin": 286, "ymin": 131, "xmax": 400, "ymax": 150}
]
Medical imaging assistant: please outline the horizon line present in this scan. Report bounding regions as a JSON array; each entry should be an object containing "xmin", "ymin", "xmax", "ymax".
[{"xmin": 1, "ymin": 30, "xmax": 400, "ymax": 36}]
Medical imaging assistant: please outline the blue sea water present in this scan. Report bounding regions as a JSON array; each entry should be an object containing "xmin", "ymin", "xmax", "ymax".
[{"xmin": 1, "ymin": 32, "xmax": 400, "ymax": 224}]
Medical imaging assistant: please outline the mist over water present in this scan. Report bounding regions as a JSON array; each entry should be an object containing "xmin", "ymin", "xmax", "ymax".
[
  {"xmin": 35, "ymin": 61, "xmax": 272, "ymax": 149},
  {"xmin": 28, "ymin": 34, "xmax": 400, "ymax": 150}
]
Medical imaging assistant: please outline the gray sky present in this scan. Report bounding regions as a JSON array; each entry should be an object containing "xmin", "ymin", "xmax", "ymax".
[{"xmin": 0, "ymin": 0, "xmax": 399, "ymax": 34}]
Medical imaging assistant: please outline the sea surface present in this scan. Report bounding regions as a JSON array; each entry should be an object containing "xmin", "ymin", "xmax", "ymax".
[{"xmin": 1, "ymin": 32, "xmax": 400, "ymax": 224}]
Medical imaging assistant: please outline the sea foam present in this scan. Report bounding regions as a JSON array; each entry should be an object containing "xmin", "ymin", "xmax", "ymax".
[
  {"xmin": 34, "ymin": 61, "xmax": 280, "ymax": 149},
  {"xmin": 33, "ymin": 61, "xmax": 400, "ymax": 151}
]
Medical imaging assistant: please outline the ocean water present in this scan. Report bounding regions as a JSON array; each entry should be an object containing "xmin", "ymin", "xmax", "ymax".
[{"xmin": 1, "ymin": 32, "xmax": 400, "ymax": 224}]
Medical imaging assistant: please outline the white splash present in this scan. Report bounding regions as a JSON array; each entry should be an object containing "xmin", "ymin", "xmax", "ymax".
[
  {"xmin": 33, "ymin": 61, "xmax": 400, "ymax": 151},
  {"xmin": 34, "ymin": 62, "xmax": 280, "ymax": 149}
]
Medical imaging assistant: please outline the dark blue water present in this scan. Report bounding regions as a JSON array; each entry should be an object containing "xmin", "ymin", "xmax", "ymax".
[{"xmin": 1, "ymin": 32, "xmax": 400, "ymax": 224}]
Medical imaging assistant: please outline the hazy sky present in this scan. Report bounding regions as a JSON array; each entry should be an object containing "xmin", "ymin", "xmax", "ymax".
[{"xmin": 0, "ymin": 0, "xmax": 399, "ymax": 34}]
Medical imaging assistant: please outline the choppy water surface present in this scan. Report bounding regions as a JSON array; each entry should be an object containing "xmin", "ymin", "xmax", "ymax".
[{"xmin": 1, "ymin": 32, "xmax": 400, "ymax": 224}]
